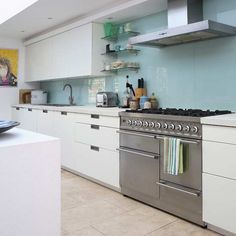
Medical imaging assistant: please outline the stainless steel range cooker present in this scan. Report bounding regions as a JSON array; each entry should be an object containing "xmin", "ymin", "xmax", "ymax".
[{"xmin": 118, "ymin": 108, "xmax": 231, "ymax": 226}]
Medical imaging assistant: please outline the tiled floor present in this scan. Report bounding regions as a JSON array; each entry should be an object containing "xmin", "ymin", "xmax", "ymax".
[{"xmin": 61, "ymin": 170, "xmax": 220, "ymax": 236}]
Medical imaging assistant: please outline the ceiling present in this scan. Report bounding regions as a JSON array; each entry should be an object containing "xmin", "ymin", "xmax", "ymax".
[{"xmin": 0, "ymin": 0, "xmax": 167, "ymax": 40}]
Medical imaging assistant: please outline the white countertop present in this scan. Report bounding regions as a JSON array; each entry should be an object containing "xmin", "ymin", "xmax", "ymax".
[
  {"xmin": 12, "ymin": 104, "xmax": 125, "ymax": 117},
  {"xmin": 0, "ymin": 128, "xmax": 58, "ymax": 148},
  {"xmin": 201, "ymin": 113, "xmax": 236, "ymax": 127}
]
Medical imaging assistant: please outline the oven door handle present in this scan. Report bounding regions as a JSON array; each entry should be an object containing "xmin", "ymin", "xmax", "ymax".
[
  {"xmin": 154, "ymin": 135, "xmax": 200, "ymax": 145},
  {"xmin": 156, "ymin": 181, "xmax": 201, "ymax": 197},
  {"xmin": 116, "ymin": 130, "xmax": 156, "ymax": 139},
  {"xmin": 117, "ymin": 148, "xmax": 159, "ymax": 159}
]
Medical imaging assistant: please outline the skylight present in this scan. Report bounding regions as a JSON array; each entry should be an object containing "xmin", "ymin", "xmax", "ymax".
[{"xmin": 0, "ymin": 0, "xmax": 38, "ymax": 24}]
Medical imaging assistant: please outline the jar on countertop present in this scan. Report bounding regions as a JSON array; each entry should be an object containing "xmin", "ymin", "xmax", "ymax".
[{"xmin": 150, "ymin": 93, "xmax": 158, "ymax": 109}]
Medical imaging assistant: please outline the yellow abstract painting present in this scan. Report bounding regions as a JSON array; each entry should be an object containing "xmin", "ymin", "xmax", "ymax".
[{"xmin": 0, "ymin": 48, "xmax": 18, "ymax": 87}]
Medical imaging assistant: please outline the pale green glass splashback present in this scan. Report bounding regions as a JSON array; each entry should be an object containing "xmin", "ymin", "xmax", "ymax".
[{"xmin": 41, "ymin": 0, "xmax": 236, "ymax": 110}]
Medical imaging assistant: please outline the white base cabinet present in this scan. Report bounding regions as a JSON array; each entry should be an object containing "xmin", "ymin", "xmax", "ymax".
[
  {"xmin": 53, "ymin": 112, "xmax": 76, "ymax": 170},
  {"xmin": 203, "ymin": 173, "xmax": 236, "ymax": 234},
  {"xmin": 74, "ymin": 142, "xmax": 119, "ymax": 188},
  {"xmin": 12, "ymin": 107, "xmax": 37, "ymax": 131},
  {"xmin": 203, "ymin": 124, "xmax": 236, "ymax": 235},
  {"xmin": 11, "ymin": 106, "xmax": 120, "ymax": 189}
]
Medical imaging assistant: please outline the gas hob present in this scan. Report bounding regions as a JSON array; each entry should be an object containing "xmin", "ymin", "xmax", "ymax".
[{"xmin": 120, "ymin": 108, "xmax": 232, "ymax": 139}]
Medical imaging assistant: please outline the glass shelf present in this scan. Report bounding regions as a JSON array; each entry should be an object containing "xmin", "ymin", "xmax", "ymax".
[
  {"xmin": 101, "ymin": 31, "xmax": 140, "ymax": 41},
  {"xmin": 101, "ymin": 66, "xmax": 140, "ymax": 73},
  {"xmin": 101, "ymin": 48, "xmax": 140, "ymax": 57}
]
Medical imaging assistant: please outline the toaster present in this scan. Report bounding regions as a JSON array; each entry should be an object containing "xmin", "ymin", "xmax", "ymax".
[{"xmin": 96, "ymin": 92, "xmax": 117, "ymax": 107}]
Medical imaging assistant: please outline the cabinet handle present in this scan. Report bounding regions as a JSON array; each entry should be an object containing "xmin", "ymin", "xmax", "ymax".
[
  {"xmin": 90, "ymin": 145, "xmax": 99, "ymax": 152},
  {"xmin": 91, "ymin": 124, "xmax": 100, "ymax": 130},
  {"xmin": 91, "ymin": 114, "xmax": 99, "ymax": 119},
  {"xmin": 43, "ymin": 110, "xmax": 48, "ymax": 113},
  {"xmin": 28, "ymin": 108, "xmax": 32, "ymax": 112},
  {"xmin": 61, "ymin": 111, "xmax": 67, "ymax": 115},
  {"xmin": 16, "ymin": 107, "xmax": 20, "ymax": 111}
]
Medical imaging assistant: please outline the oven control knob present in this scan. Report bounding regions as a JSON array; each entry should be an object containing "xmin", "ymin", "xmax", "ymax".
[
  {"xmin": 127, "ymin": 120, "xmax": 132, "ymax": 126},
  {"xmin": 176, "ymin": 125, "xmax": 182, "ymax": 131},
  {"xmin": 132, "ymin": 120, "xmax": 137, "ymax": 126},
  {"xmin": 163, "ymin": 123, "xmax": 168, "ymax": 129},
  {"xmin": 169, "ymin": 124, "xmax": 175, "ymax": 130},
  {"xmin": 137, "ymin": 120, "xmax": 143, "ymax": 127},
  {"xmin": 183, "ymin": 125, "xmax": 190, "ymax": 132},
  {"xmin": 191, "ymin": 126, "xmax": 198, "ymax": 133},
  {"xmin": 143, "ymin": 121, "xmax": 149, "ymax": 128},
  {"xmin": 149, "ymin": 122, "xmax": 155, "ymax": 128},
  {"xmin": 155, "ymin": 122, "xmax": 161, "ymax": 129}
]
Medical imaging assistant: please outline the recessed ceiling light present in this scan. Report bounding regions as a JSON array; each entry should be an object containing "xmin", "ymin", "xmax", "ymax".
[
  {"xmin": 0, "ymin": 0, "xmax": 39, "ymax": 24},
  {"xmin": 20, "ymin": 30, "xmax": 25, "ymax": 33},
  {"xmin": 106, "ymin": 17, "xmax": 113, "ymax": 20},
  {"xmin": 48, "ymin": 17, "xmax": 53, "ymax": 20}
]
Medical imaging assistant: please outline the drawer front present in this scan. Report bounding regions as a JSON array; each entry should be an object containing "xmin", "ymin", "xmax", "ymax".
[
  {"xmin": 75, "ymin": 123, "xmax": 119, "ymax": 151},
  {"xmin": 74, "ymin": 113, "xmax": 119, "ymax": 128},
  {"xmin": 74, "ymin": 142, "xmax": 119, "ymax": 188},
  {"xmin": 203, "ymin": 125, "xmax": 236, "ymax": 144},
  {"xmin": 203, "ymin": 141, "xmax": 236, "ymax": 180},
  {"xmin": 203, "ymin": 173, "xmax": 236, "ymax": 234}
]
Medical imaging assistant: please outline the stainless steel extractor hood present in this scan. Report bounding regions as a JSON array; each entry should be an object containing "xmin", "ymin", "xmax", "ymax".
[{"xmin": 129, "ymin": 0, "xmax": 236, "ymax": 47}]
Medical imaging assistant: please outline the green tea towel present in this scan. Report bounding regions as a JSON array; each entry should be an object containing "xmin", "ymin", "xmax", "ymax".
[{"xmin": 163, "ymin": 137, "xmax": 187, "ymax": 175}]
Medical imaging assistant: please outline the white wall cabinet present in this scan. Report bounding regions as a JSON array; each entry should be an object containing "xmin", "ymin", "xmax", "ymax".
[
  {"xmin": 25, "ymin": 23, "xmax": 106, "ymax": 82},
  {"xmin": 202, "ymin": 124, "xmax": 236, "ymax": 235}
]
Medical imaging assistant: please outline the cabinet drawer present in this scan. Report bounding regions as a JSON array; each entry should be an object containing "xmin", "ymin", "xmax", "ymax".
[
  {"xmin": 75, "ymin": 122, "xmax": 119, "ymax": 150},
  {"xmin": 74, "ymin": 142, "xmax": 119, "ymax": 188},
  {"xmin": 74, "ymin": 113, "xmax": 119, "ymax": 128},
  {"xmin": 203, "ymin": 141, "xmax": 236, "ymax": 180},
  {"xmin": 203, "ymin": 125, "xmax": 236, "ymax": 144},
  {"xmin": 203, "ymin": 173, "xmax": 236, "ymax": 234}
]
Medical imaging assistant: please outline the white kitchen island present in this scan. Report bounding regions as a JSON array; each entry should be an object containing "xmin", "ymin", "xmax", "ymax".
[{"xmin": 0, "ymin": 128, "xmax": 61, "ymax": 236}]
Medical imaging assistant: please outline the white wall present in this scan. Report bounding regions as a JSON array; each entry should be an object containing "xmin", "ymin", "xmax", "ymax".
[{"xmin": 0, "ymin": 37, "xmax": 39, "ymax": 119}]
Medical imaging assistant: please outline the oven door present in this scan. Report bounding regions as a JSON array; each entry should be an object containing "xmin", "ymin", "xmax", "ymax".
[
  {"xmin": 159, "ymin": 137, "xmax": 202, "ymax": 190},
  {"xmin": 118, "ymin": 130, "xmax": 160, "ymax": 207}
]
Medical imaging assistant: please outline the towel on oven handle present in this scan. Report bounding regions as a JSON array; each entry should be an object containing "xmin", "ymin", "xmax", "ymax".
[{"xmin": 164, "ymin": 137, "xmax": 185, "ymax": 175}]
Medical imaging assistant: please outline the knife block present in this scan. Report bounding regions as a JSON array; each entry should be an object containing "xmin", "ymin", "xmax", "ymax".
[{"xmin": 135, "ymin": 88, "xmax": 147, "ymax": 100}]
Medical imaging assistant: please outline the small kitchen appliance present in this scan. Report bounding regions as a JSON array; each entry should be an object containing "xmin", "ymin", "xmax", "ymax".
[
  {"xmin": 31, "ymin": 90, "xmax": 47, "ymax": 105},
  {"xmin": 96, "ymin": 92, "xmax": 117, "ymax": 107}
]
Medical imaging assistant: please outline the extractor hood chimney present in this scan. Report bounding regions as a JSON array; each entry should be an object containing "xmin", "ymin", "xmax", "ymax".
[{"xmin": 129, "ymin": 0, "xmax": 236, "ymax": 47}]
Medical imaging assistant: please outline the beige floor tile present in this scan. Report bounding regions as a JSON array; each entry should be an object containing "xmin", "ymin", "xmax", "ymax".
[
  {"xmin": 104, "ymin": 192, "xmax": 144, "ymax": 211},
  {"xmin": 65, "ymin": 226, "xmax": 104, "ymax": 236},
  {"xmin": 92, "ymin": 205, "xmax": 177, "ymax": 236},
  {"xmin": 62, "ymin": 200, "xmax": 126, "ymax": 233},
  {"xmin": 146, "ymin": 220, "xmax": 221, "ymax": 236}
]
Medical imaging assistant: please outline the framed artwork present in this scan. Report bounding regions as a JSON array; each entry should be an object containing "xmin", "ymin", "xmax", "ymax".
[{"xmin": 0, "ymin": 49, "xmax": 18, "ymax": 87}]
